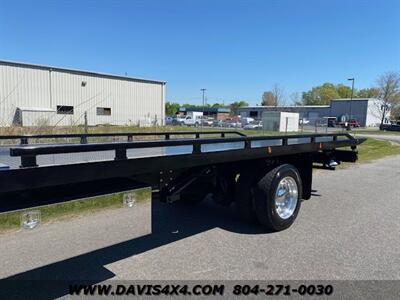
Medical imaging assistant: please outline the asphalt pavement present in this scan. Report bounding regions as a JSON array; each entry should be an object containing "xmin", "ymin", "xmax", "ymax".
[{"xmin": 0, "ymin": 154, "xmax": 399, "ymax": 287}]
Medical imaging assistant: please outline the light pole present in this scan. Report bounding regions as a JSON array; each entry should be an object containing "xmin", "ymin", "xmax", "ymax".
[
  {"xmin": 347, "ymin": 78, "xmax": 355, "ymax": 131},
  {"xmin": 201, "ymin": 88, "xmax": 206, "ymax": 129}
]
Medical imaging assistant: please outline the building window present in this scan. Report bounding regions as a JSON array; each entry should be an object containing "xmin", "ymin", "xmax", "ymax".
[
  {"xmin": 57, "ymin": 105, "xmax": 74, "ymax": 115},
  {"xmin": 96, "ymin": 107, "xmax": 111, "ymax": 116},
  {"xmin": 249, "ymin": 111, "xmax": 258, "ymax": 118}
]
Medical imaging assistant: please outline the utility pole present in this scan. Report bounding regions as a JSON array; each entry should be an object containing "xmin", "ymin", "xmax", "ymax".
[
  {"xmin": 347, "ymin": 78, "xmax": 355, "ymax": 131},
  {"xmin": 201, "ymin": 88, "xmax": 206, "ymax": 130}
]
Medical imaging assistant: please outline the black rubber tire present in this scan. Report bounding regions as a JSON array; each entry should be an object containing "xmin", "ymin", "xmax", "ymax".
[
  {"xmin": 235, "ymin": 171, "xmax": 258, "ymax": 222},
  {"xmin": 254, "ymin": 164, "xmax": 302, "ymax": 231}
]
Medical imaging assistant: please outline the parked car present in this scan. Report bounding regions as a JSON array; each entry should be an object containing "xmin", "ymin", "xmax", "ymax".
[
  {"xmin": 241, "ymin": 117, "xmax": 255, "ymax": 126},
  {"xmin": 339, "ymin": 119, "xmax": 360, "ymax": 128},
  {"xmin": 172, "ymin": 117, "xmax": 185, "ymax": 125},
  {"xmin": 199, "ymin": 116, "xmax": 214, "ymax": 126},
  {"xmin": 218, "ymin": 117, "xmax": 241, "ymax": 128},
  {"xmin": 182, "ymin": 115, "xmax": 201, "ymax": 127},
  {"xmin": 212, "ymin": 119, "xmax": 224, "ymax": 127},
  {"xmin": 225, "ymin": 120, "xmax": 242, "ymax": 128},
  {"xmin": 244, "ymin": 120, "xmax": 262, "ymax": 130},
  {"xmin": 299, "ymin": 118, "xmax": 310, "ymax": 125},
  {"xmin": 165, "ymin": 116, "xmax": 174, "ymax": 125},
  {"xmin": 380, "ymin": 120, "xmax": 400, "ymax": 131}
]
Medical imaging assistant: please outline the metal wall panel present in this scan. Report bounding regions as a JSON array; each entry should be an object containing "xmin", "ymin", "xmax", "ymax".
[
  {"xmin": 329, "ymin": 100, "xmax": 368, "ymax": 126},
  {"xmin": 0, "ymin": 65, "xmax": 51, "ymax": 126},
  {"xmin": 366, "ymin": 100, "xmax": 383, "ymax": 126},
  {"xmin": 0, "ymin": 62, "xmax": 165, "ymax": 127}
]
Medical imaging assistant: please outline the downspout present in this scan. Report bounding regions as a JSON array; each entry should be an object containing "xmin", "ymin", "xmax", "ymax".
[
  {"xmin": 162, "ymin": 82, "xmax": 166, "ymax": 126},
  {"xmin": 48, "ymin": 69, "xmax": 53, "ymax": 108}
]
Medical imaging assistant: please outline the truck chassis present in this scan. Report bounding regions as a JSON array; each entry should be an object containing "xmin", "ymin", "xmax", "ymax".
[{"xmin": 0, "ymin": 131, "xmax": 365, "ymax": 231}]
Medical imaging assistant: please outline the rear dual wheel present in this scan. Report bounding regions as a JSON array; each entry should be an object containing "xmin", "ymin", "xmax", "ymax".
[{"xmin": 235, "ymin": 164, "xmax": 302, "ymax": 231}]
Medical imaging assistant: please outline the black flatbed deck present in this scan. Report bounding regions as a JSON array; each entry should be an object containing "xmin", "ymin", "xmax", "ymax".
[{"xmin": 0, "ymin": 131, "xmax": 365, "ymax": 212}]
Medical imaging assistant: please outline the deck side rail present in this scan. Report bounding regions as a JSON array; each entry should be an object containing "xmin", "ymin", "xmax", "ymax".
[
  {"xmin": 8, "ymin": 133, "xmax": 360, "ymax": 168},
  {"xmin": 0, "ymin": 130, "xmax": 246, "ymax": 145}
]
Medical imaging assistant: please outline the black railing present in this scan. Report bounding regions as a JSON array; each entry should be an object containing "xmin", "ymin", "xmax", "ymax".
[
  {"xmin": 7, "ymin": 133, "xmax": 361, "ymax": 168},
  {"xmin": 0, "ymin": 130, "xmax": 246, "ymax": 145}
]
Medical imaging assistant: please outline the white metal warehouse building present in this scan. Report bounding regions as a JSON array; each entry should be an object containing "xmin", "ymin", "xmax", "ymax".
[{"xmin": 0, "ymin": 60, "xmax": 166, "ymax": 127}]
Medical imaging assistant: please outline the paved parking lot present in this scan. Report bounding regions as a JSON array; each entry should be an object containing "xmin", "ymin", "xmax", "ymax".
[{"xmin": 1, "ymin": 154, "xmax": 399, "ymax": 286}]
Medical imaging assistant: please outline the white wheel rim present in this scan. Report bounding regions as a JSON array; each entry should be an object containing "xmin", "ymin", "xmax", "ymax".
[{"xmin": 274, "ymin": 176, "xmax": 298, "ymax": 219}]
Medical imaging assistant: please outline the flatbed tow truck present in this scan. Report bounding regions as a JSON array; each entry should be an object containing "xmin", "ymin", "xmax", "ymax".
[{"xmin": 0, "ymin": 131, "xmax": 365, "ymax": 231}]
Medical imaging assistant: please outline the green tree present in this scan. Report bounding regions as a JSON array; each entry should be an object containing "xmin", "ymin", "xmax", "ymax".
[
  {"xmin": 261, "ymin": 91, "xmax": 277, "ymax": 106},
  {"xmin": 165, "ymin": 102, "xmax": 180, "ymax": 116},
  {"xmin": 336, "ymin": 84, "xmax": 353, "ymax": 98},
  {"xmin": 180, "ymin": 103, "xmax": 211, "ymax": 110},
  {"xmin": 357, "ymin": 88, "xmax": 380, "ymax": 98},
  {"xmin": 302, "ymin": 83, "xmax": 340, "ymax": 105},
  {"xmin": 229, "ymin": 100, "xmax": 249, "ymax": 115},
  {"xmin": 211, "ymin": 103, "xmax": 225, "ymax": 108},
  {"xmin": 261, "ymin": 84, "xmax": 285, "ymax": 107}
]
